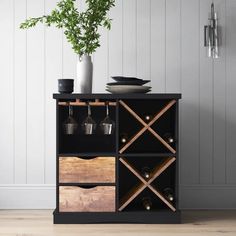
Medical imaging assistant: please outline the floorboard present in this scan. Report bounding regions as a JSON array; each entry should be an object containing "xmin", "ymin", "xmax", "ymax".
[{"xmin": 0, "ymin": 210, "xmax": 235, "ymax": 236}]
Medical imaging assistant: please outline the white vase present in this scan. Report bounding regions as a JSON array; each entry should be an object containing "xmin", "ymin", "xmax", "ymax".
[{"xmin": 77, "ymin": 55, "xmax": 93, "ymax": 93}]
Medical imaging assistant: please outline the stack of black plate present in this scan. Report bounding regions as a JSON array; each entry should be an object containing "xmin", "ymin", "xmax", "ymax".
[{"xmin": 106, "ymin": 76, "xmax": 151, "ymax": 94}]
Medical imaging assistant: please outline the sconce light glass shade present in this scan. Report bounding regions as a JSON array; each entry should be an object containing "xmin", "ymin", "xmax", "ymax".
[{"xmin": 204, "ymin": 3, "xmax": 219, "ymax": 59}]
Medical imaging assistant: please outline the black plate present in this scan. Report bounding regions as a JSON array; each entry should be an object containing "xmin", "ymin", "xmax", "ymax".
[
  {"xmin": 111, "ymin": 76, "xmax": 143, "ymax": 82},
  {"xmin": 107, "ymin": 80, "xmax": 150, "ymax": 86}
]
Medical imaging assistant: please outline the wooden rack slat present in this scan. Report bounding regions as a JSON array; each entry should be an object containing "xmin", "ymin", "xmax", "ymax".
[
  {"xmin": 148, "ymin": 185, "xmax": 176, "ymax": 212},
  {"xmin": 148, "ymin": 128, "xmax": 176, "ymax": 154},
  {"xmin": 119, "ymin": 126, "xmax": 147, "ymax": 154},
  {"xmin": 119, "ymin": 100, "xmax": 147, "ymax": 127},
  {"xmin": 147, "ymin": 157, "xmax": 176, "ymax": 184},
  {"xmin": 119, "ymin": 183, "xmax": 146, "ymax": 211},
  {"xmin": 150, "ymin": 100, "xmax": 176, "ymax": 125},
  {"xmin": 58, "ymin": 99, "xmax": 116, "ymax": 106},
  {"xmin": 119, "ymin": 99, "xmax": 176, "ymax": 154},
  {"xmin": 119, "ymin": 158, "xmax": 148, "ymax": 185}
]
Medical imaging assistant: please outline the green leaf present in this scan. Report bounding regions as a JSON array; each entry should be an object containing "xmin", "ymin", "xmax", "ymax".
[{"xmin": 20, "ymin": 0, "xmax": 115, "ymax": 55}]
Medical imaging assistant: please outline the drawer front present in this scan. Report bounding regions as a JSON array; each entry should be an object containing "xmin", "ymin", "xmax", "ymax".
[
  {"xmin": 59, "ymin": 186, "xmax": 116, "ymax": 212},
  {"xmin": 59, "ymin": 156, "xmax": 115, "ymax": 183}
]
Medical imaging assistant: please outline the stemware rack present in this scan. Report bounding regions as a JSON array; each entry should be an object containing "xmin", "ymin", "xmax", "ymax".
[
  {"xmin": 58, "ymin": 99, "xmax": 117, "ymax": 106},
  {"xmin": 53, "ymin": 93, "xmax": 181, "ymax": 224}
]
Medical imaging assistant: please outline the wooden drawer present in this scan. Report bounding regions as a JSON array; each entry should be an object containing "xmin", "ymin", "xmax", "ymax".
[
  {"xmin": 59, "ymin": 186, "xmax": 116, "ymax": 212},
  {"xmin": 59, "ymin": 156, "xmax": 115, "ymax": 183}
]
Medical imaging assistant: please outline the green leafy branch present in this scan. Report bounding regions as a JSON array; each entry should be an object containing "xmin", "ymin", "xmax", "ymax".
[{"xmin": 20, "ymin": 0, "xmax": 115, "ymax": 56}]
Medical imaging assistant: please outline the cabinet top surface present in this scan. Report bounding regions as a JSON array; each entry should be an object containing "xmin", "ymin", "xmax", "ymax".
[{"xmin": 53, "ymin": 93, "xmax": 181, "ymax": 100}]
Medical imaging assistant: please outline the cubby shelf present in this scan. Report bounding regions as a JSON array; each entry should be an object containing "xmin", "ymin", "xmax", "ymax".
[
  {"xmin": 53, "ymin": 93, "xmax": 181, "ymax": 224},
  {"xmin": 119, "ymin": 157, "xmax": 176, "ymax": 212},
  {"xmin": 118, "ymin": 99, "xmax": 176, "ymax": 154}
]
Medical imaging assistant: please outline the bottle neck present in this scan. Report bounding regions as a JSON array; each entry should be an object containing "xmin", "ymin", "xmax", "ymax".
[
  {"xmin": 69, "ymin": 106, "xmax": 73, "ymax": 117},
  {"xmin": 142, "ymin": 167, "xmax": 151, "ymax": 179},
  {"xmin": 142, "ymin": 197, "xmax": 152, "ymax": 210}
]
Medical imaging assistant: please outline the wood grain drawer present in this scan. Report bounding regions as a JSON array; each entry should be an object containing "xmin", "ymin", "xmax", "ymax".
[
  {"xmin": 59, "ymin": 156, "xmax": 115, "ymax": 183},
  {"xmin": 59, "ymin": 186, "xmax": 116, "ymax": 212}
]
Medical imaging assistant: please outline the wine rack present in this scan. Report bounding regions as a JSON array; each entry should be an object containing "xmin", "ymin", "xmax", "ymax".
[
  {"xmin": 53, "ymin": 93, "xmax": 181, "ymax": 224},
  {"xmin": 119, "ymin": 157, "xmax": 176, "ymax": 211}
]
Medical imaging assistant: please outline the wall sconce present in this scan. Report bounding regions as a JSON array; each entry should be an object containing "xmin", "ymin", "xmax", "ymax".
[{"xmin": 204, "ymin": 3, "xmax": 219, "ymax": 58}]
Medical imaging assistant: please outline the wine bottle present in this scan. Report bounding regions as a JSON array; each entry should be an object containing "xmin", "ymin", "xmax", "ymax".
[
  {"xmin": 163, "ymin": 188, "xmax": 174, "ymax": 202},
  {"xmin": 144, "ymin": 114, "xmax": 153, "ymax": 122},
  {"xmin": 163, "ymin": 133, "xmax": 174, "ymax": 144},
  {"xmin": 141, "ymin": 166, "xmax": 151, "ymax": 179},
  {"xmin": 142, "ymin": 197, "xmax": 152, "ymax": 211},
  {"xmin": 120, "ymin": 133, "xmax": 128, "ymax": 144}
]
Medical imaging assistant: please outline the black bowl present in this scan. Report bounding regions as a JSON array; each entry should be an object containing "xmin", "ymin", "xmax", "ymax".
[
  {"xmin": 111, "ymin": 76, "xmax": 142, "ymax": 82},
  {"xmin": 58, "ymin": 79, "xmax": 74, "ymax": 94}
]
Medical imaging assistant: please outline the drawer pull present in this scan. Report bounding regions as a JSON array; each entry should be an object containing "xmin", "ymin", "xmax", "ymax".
[
  {"xmin": 76, "ymin": 156, "xmax": 97, "ymax": 160},
  {"xmin": 76, "ymin": 185, "xmax": 97, "ymax": 189}
]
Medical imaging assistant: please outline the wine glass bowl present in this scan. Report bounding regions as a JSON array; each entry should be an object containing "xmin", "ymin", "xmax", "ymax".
[
  {"xmin": 99, "ymin": 102, "xmax": 115, "ymax": 135},
  {"xmin": 81, "ymin": 103, "xmax": 97, "ymax": 135}
]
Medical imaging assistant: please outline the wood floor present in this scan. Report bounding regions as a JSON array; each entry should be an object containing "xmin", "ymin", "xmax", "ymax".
[{"xmin": 0, "ymin": 210, "xmax": 235, "ymax": 236}]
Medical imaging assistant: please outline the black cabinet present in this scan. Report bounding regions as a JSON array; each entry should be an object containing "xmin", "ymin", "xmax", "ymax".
[{"xmin": 53, "ymin": 93, "xmax": 181, "ymax": 224}]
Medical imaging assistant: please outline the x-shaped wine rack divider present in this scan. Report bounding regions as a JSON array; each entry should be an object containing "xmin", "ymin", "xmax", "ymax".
[
  {"xmin": 119, "ymin": 157, "xmax": 176, "ymax": 211},
  {"xmin": 119, "ymin": 100, "xmax": 177, "ymax": 154}
]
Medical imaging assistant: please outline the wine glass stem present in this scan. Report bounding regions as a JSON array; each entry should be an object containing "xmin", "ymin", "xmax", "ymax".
[
  {"xmin": 88, "ymin": 103, "xmax": 91, "ymax": 116},
  {"xmin": 106, "ymin": 104, "xmax": 109, "ymax": 116},
  {"xmin": 69, "ymin": 105, "xmax": 73, "ymax": 116}
]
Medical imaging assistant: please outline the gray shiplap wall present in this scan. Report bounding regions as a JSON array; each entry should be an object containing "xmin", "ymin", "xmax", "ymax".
[{"xmin": 0, "ymin": 0, "xmax": 235, "ymax": 209}]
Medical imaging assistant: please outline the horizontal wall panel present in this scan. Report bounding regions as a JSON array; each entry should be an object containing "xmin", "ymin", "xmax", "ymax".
[
  {"xmin": 0, "ymin": 185, "xmax": 55, "ymax": 209},
  {"xmin": 1, "ymin": 184, "xmax": 236, "ymax": 210},
  {"xmin": 180, "ymin": 185, "xmax": 236, "ymax": 209}
]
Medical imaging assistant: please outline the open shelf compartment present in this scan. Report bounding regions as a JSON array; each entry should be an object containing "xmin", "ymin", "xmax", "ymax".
[
  {"xmin": 118, "ymin": 99, "xmax": 177, "ymax": 154},
  {"xmin": 118, "ymin": 156, "xmax": 176, "ymax": 212},
  {"xmin": 58, "ymin": 99, "xmax": 117, "ymax": 154}
]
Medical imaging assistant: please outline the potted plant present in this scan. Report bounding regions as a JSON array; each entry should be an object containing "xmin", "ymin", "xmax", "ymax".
[{"xmin": 20, "ymin": 0, "xmax": 115, "ymax": 93}]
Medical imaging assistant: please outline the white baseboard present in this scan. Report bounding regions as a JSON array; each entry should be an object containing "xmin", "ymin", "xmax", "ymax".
[
  {"xmin": 0, "ymin": 184, "xmax": 236, "ymax": 209},
  {"xmin": 0, "ymin": 184, "xmax": 55, "ymax": 209}
]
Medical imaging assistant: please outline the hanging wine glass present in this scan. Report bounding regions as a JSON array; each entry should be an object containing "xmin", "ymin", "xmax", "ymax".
[
  {"xmin": 63, "ymin": 105, "xmax": 78, "ymax": 135},
  {"xmin": 81, "ymin": 102, "xmax": 96, "ymax": 135},
  {"xmin": 100, "ymin": 102, "xmax": 115, "ymax": 135}
]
